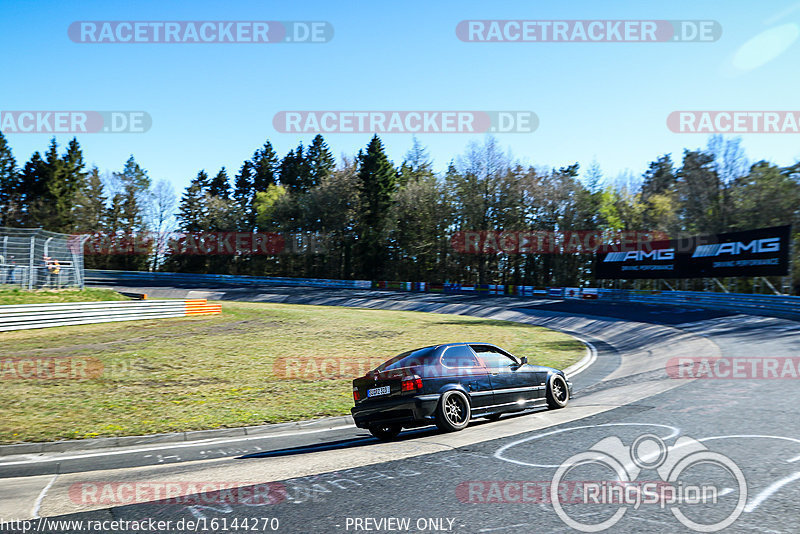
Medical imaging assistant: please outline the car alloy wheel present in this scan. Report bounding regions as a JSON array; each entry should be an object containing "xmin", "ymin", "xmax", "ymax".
[
  {"xmin": 547, "ymin": 374, "xmax": 569, "ymax": 409},
  {"xmin": 436, "ymin": 390, "xmax": 471, "ymax": 432}
]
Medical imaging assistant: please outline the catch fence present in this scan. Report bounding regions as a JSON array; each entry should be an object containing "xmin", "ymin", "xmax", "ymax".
[{"xmin": 0, "ymin": 227, "xmax": 86, "ymax": 289}]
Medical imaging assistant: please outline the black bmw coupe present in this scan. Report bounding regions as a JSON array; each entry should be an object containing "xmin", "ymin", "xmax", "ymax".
[{"xmin": 351, "ymin": 342, "xmax": 572, "ymax": 440}]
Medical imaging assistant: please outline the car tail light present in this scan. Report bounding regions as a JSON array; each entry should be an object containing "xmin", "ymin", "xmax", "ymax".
[
  {"xmin": 401, "ymin": 375, "xmax": 423, "ymax": 392},
  {"xmin": 353, "ymin": 386, "xmax": 361, "ymax": 402}
]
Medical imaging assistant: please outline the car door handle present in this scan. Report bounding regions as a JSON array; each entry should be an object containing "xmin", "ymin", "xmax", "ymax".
[{"xmin": 490, "ymin": 372, "xmax": 499, "ymax": 376}]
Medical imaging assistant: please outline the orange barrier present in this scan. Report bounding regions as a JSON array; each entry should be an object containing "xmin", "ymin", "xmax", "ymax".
[{"xmin": 184, "ymin": 299, "xmax": 222, "ymax": 316}]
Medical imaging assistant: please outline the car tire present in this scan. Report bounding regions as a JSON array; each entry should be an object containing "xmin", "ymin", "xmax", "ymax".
[
  {"xmin": 546, "ymin": 374, "xmax": 569, "ymax": 409},
  {"xmin": 368, "ymin": 424, "xmax": 402, "ymax": 441},
  {"xmin": 435, "ymin": 390, "xmax": 471, "ymax": 432}
]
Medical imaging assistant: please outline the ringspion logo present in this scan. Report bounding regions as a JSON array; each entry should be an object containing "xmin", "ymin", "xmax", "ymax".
[
  {"xmin": 272, "ymin": 111, "xmax": 538, "ymax": 134},
  {"xmin": 68, "ymin": 21, "xmax": 333, "ymax": 43},
  {"xmin": 551, "ymin": 433, "xmax": 746, "ymax": 531},
  {"xmin": 0, "ymin": 111, "xmax": 151, "ymax": 134}
]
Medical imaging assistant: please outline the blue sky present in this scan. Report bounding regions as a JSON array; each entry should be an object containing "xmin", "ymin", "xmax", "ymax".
[{"xmin": 2, "ymin": 0, "xmax": 799, "ymax": 192}]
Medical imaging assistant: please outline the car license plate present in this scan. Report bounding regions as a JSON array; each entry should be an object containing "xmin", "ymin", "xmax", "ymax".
[{"xmin": 367, "ymin": 385, "xmax": 391, "ymax": 397}]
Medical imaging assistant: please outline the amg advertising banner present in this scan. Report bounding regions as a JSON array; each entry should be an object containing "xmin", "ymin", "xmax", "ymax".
[{"xmin": 595, "ymin": 225, "xmax": 791, "ymax": 279}]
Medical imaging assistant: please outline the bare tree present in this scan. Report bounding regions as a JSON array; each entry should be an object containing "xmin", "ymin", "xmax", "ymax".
[{"xmin": 147, "ymin": 179, "xmax": 177, "ymax": 270}]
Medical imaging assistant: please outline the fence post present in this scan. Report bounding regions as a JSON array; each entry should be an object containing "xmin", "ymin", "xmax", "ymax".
[{"xmin": 28, "ymin": 235, "xmax": 35, "ymax": 290}]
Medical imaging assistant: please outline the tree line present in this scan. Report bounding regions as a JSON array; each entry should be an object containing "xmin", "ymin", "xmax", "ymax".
[{"xmin": 0, "ymin": 132, "xmax": 798, "ymax": 292}]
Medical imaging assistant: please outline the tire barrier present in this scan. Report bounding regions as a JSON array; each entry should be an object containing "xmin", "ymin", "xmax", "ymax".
[{"xmin": 0, "ymin": 299, "xmax": 221, "ymax": 332}]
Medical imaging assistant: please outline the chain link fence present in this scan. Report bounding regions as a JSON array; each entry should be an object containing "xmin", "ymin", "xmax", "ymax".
[{"xmin": 0, "ymin": 227, "xmax": 86, "ymax": 289}]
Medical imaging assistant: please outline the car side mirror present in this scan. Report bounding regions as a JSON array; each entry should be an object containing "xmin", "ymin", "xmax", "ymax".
[{"xmin": 519, "ymin": 356, "xmax": 528, "ymax": 365}]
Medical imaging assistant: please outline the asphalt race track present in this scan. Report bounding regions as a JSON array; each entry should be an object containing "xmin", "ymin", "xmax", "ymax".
[{"xmin": 2, "ymin": 284, "xmax": 800, "ymax": 533}]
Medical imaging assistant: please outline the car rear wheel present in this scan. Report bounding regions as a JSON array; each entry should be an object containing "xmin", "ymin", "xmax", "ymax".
[
  {"xmin": 546, "ymin": 374, "xmax": 569, "ymax": 409},
  {"xmin": 368, "ymin": 423, "xmax": 402, "ymax": 441},
  {"xmin": 435, "ymin": 390, "xmax": 471, "ymax": 432}
]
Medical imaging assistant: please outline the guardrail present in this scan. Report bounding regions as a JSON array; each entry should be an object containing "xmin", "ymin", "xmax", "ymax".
[
  {"xmin": 86, "ymin": 269, "xmax": 372, "ymax": 290},
  {"xmin": 598, "ymin": 289, "xmax": 800, "ymax": 320},
  {"xmin": 0, "ymin": 299, "xmax": 221, "ymax": 332},
  {"xmin": 85, "ymin": 270, "xmax": 800, "ymax": 322}
]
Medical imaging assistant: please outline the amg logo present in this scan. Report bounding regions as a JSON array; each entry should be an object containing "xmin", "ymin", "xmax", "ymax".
[
  {"xmin": 603, "ymin": 249, "xmax": 675, "ymax": 262},
  {"xmin": 692, "ymin": 237, "xmax": 780, "ymax": 258}
]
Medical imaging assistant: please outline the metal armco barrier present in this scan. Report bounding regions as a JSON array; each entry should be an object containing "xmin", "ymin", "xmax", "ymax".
[
  {"xmin": 598, "ymin": 289, "xmax": 800, "ymax": 320},
  {"xmin": 85, "ymin": 270, "xmax": 799, "ymax": 321},
  {"xmin": 0, "ymin": 299, "xmax": 221, "ymax": 332},
  {"xmin": 86, "ymin": 269, "xmax": 372, "ymax": 290}
]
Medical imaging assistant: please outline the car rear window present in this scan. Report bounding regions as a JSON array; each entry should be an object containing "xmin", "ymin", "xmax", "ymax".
[{"xmin": 374, "ymin": 347, "xmax": 436, "ymax": 371}]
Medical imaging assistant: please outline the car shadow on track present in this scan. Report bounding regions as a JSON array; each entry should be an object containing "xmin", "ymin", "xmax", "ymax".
[{"xmin": 236, "ymin": 411, "xmax": 544, "ymax": 460}]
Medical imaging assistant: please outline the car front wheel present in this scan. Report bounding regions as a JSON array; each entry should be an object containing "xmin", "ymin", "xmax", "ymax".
[
  {"xmin": 435, "ymin": 390, "xmax": 471, "ymax": 432},
  {"xmin": 546, "ymin": 374, "xmax": 569, "ymax": 409}
]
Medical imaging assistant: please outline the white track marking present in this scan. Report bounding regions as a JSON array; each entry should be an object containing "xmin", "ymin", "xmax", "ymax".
[
  {"xmin": 698, "ymin": 435, "xmax": 800, "ymax": 462},
  {"xmin": 693, "ymin": 435, "xmax": 800, "ymax": 513},
  {"xmin": 478, "ymin": 523, "xmax": 531, "ymax": 532},
  {"xmin": 494, "ymin": 423, "xmax": 680, "ymax": 468},
  {"xmin": 744, "ymin": 471, "xmax": 800, "ymax": 513},
  {"xmin": 31, "ymin": 474, "xmax": 57, "ymax": 518},
  {"xmin": 0, "ymin": 424, "xmax": 355, "ymax": 467}
]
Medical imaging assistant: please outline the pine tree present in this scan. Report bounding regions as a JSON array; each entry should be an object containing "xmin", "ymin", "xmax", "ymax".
[
  {"xmin": 73, "ymin": 166, "xmax": 107, "ymax": 233},
  {"xmin": 251, "ymin": 141, "xmax": 278, "ymax": 192},
  {"xmin": 234, "ymin": 160, "xmax": 255, "ymax": 230},
  {"xmin": 641, "ymin": 155, "xmax": 675, "ymax": 201},
  {"xmin": 209, "ymin": 167, "xmax": 230, "ymax": 199},
  {"xmin": 234, "ymin": 161, "xmax": 254, "ymax": 204},
  {"xmin": 355, "ymin": 135, "xmax": 397, "ymax": 278},
  {"xmin": 18, "ymin": 151, "xmax": 47, "ymax": 226},
  {"xmin": 177, "ymin": 171, "xmax": 210, "ymax": 232},
  {"xmin": 305, "ymin": 134, "xmax": 335, "ymax": 189},
  {"xmin": 278, "ymin": 144, "xmax": 308, "ymax": 194},
  {"xmin": 0, "ymin": 132, "xmax": 20, "ymax": 226},
  {"xmin": 115, "ymin": 156, "xmax": 151, "ymax": 234},
  {"xmin": 54, "ymin": 138, "xmax": 88, "ymax": 232},
  {"xmin": 40, "ymin": 139, "xmax": 66, "ymax": 229}
]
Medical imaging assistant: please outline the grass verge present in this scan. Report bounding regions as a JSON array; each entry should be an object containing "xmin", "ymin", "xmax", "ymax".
[
  {"xmin": 0, "ymin": 301, "xmax": 585, "ymax": 443},
  {"xmin": 0, "ymin": 287, "xmax": 128, "ymax": 305}
]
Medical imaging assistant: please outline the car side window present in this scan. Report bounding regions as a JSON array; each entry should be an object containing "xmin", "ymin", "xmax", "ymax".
[
  {"xmin": 470, "ymin": 345, "xmax": 518, "ymax": 369},
  {"xmin": 441, "ymin": 345, "xmax": 481, "ymax": 368}
]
